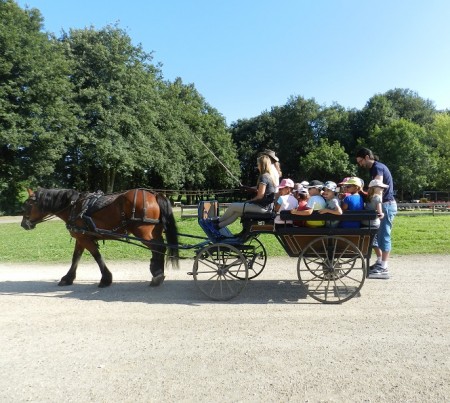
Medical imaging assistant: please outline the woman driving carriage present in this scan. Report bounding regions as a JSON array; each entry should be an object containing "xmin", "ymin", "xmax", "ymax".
[{"xmin": 206, "ymin": 154, "xmax": 276, "ymax": 231}]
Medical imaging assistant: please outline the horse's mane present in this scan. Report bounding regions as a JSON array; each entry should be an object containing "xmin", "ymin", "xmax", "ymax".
[{"xmin": 35, "ymin": 188, "xmax": 80, "ymax": 213}]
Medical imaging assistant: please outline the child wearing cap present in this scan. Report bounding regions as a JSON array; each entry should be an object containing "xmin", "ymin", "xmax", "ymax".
[
  {"xmin": 340, "ymin": 177, "xmax": 365, "ymax": 228},
  {"xmin": 362, "ymin": 179, "xmax": 388, "ymax": 228},
  {"xmin": 319, "ymin": 181, "xmax": 342, "ymax": 228},
  {"xmin": 290, "ymin": 180, "xmax": 326, "ymax": 228},
  {"xmin": 292, "ymin": 184, "xmax": 309, "ymax": 227},
  {"xmin": 274, "ymin": 178, "xmax": 298, "ymax": 225}
]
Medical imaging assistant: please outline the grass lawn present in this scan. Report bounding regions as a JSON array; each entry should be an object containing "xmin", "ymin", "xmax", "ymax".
[{"xmin": 0, "ymin": 213, "xmax": 448, "ymax": 263}]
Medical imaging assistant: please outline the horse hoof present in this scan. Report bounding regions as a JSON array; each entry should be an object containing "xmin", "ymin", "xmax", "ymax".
[
  {"xmin": 98, "ymin": 282, "xmax": 111, "ymax": 288},
  {"xmin": 58, "ymin": 280, "xmax": 73, "ymax": 286},
  {"xmin": 149, "ymin": 274, "xmax": 165, "ymax": 287}
]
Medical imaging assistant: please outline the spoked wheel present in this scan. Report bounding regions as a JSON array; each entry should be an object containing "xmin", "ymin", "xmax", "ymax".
[
  {"xmin": 193, "ymin": 243, "xmax": 248, "ymax": 301},
  {"xmin": 229, "ymin": 236, "xmax": 267, "ymax": 280},
  {"xmin": 297, "ymin": 236, "xmax": 366, "ymax": 304}
]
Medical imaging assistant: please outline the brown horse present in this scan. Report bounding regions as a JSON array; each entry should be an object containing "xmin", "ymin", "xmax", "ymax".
[{"xmin": 21, "ymin": 188, "xmax": 179, "ymax": 287}]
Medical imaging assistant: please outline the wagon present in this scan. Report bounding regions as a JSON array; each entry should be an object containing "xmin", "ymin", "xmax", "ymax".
[{"xmin": 189, "ymin": 201, "xmax": 379, "ymax": 304}]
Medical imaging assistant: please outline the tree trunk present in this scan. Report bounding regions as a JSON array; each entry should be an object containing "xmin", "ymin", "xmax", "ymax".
[{"xmin": 105, "ymin": 168, "xmax": 116, "ymax": 194}]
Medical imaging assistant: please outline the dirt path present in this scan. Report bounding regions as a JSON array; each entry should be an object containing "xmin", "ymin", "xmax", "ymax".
[{"xmin": 0, "ymin": 255, "xmax": 449, "ymax": 402}]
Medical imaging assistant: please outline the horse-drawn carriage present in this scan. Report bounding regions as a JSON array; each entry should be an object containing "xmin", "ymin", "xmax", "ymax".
[
  {"xmin": 193, "ymin": 200, "xmax": 378, "ymax": 304},
  {"xmin": 21, "ymin": 188, "xmax": 378, "ymax": 304}
]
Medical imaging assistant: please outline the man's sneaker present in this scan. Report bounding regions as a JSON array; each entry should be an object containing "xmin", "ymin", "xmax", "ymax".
[
  {"xmin": 368, "ymin": 268, "xmax": 390, "ymax": 279},
  {"xmin": 369, "ymin": 262, "xmax": 383, "ymax": 272}
]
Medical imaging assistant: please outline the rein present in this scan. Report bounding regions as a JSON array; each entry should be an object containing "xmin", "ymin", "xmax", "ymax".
[
  {"xmin": 192, "ymin": 133, "xmax": 242, "ymax": 186},
  {"xmin": 25, "ymin": 198, "xmax": 76, "ymax": 226}
]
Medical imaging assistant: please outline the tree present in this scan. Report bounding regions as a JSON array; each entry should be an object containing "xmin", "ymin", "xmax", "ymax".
[
  {"xmin": 0, "ymin": 0, "xmax": 75, "ymax": 213},
  {"xmin": 231, "ymin": 96, "xmax": 324, "ymax": 184},
  {"xmin": 230, "ymin": 112, "xmax": 276, "ymax": 186},
  {"xmin": 384, "ymin": 88, "xmax": 436, "ymax": 127},
  {"xmin": 428, "ymin": 113, "xmax": 450, "ymax": 191},
  {"xmin": 60, "ymin": 25, "xmax": 165, "ymax": 193},
  {"xmin": 354, "ymin": 89, "xmax": 436, "ymax": 148},
  {"xmin": 270, "ymin": 96, "xmax": 323, "ymax": 179},
  {"xmin": 298, "ymin": 139, "xmax": 356, "ymax": 183},
  {"xmin": 356, "ymin": 94, "xmax": 398, "ymax": 139},
  {"xmin": 319, "ymin": 103, "xmax": 355, "ymax": 153},
  {"xmin": 361, "ymin": 119, "xmax": 437, "ymax": 200},
  {"xmin": 159, "ymin": 79, "xmax": 240, "ymax": 201}
]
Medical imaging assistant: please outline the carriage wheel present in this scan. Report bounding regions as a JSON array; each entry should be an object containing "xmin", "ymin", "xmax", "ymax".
[
  {"xmin": 193, "ymin": 243, "xmax": 248, "ymax": 301},
  {"xmin": 229, "ymin": 236, "xmax": 267, "ymax": 280},
  {"xmin": 297, "ymin": 236, "xmax": 366, "ymax": 304}
]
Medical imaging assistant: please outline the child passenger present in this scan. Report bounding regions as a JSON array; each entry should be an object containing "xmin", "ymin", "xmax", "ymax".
[
  {"xmin": 292, "ymin": 184, "xmax": 309, "ymax": 227},
  {"xmin": 318, "ymin": 181, "xmax": 342, "ymax": 228},
  {"xmin": 362, "ymin": 179, "xmax": 388, "ymax": 228},
  {"xmin": 274, "ymin": 178, "xmax": 298, "ymax": 226},
  {"xmin": 340, "ymin": 177, "xmax": 365, "ymax": 228},
  {"xmin": 290, "ymin": 180, "xmax": 326, "ymax": 228}
]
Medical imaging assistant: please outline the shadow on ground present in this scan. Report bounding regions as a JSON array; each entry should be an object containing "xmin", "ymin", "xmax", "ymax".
[{"xmin": 0, "ymin": 277, "xmax": 323, "ymax": 305}]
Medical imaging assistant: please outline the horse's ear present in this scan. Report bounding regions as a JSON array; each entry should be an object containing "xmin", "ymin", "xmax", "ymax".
[{"xmin": 27, "ymin": 188, "xmax": 37, "ymax": 200}]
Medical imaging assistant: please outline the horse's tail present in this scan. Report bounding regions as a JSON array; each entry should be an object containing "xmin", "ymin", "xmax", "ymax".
[{"xmin": 156, "ymin": 193, "xmax": 179, "ymax": 269}]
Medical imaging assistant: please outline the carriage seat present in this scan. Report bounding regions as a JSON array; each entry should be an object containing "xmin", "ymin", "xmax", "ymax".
[
  {"xmin": 241, "ymin": 211, "xmax": 276, "ymax": 221},
  {"xmin": 240, "ymin": 209, "xmax": 276, "ymax": 233}
]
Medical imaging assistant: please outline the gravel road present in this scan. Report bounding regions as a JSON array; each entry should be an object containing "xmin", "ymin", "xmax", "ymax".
[{"xmin": 0, "ymin": 254, "xmax": 449, "ymax": 402}]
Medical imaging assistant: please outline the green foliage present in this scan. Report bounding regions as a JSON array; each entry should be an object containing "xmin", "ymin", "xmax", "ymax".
[
  {"xmin": 60, "ymin": 25, "xmax": 163, "ymax": 192},
  {"xmin": 159, "ymin": 79, "xmax": 240, "ymax": 193},
  {"xmin": 271, "ymin": 96, "xmax": 322, "ymax": 178},
  {"xmin": 319, "ymin": 104, "xmax": 355, "ymax": 152},
  {"xmin": 298, "ymin": 139, "xmax": 356, "ymax": 182},
  {"xmin": 357, "ymin": 88, "xmax": 436, "ymax": 139},
  {"xmin": 428, "ymin": 113, "xmax": 450, "ymax": 191},
  {"xmin": 362, "ymin": 119, "xmax": 437, "ymax": 199},
  {"xmin": 230, "ymin": 112, "xmax": 277, "ymax": 186},
  {"xmin": 0, "ymin": 0, "xmax": 75, "ymax": 212},
  {"xmin": 384, "ymin": 88, "xmax": 436, "ymax": 126}
]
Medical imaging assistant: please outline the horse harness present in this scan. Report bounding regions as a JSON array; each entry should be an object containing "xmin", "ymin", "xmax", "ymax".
[{"xmin": 68, "ymin": 189, "xmax": 160, "ymax": 234}]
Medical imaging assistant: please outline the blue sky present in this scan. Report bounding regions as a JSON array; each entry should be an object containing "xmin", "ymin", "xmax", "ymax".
[{"xmin": 17, "ymin": 0, "xmax": 450, "ymax": 124}]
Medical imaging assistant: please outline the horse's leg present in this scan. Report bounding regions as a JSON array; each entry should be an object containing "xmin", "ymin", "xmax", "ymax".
[
  {"xmin": 59, "ymin": 240, "xmax": 84, "ymax": 286},
  {"xmin": 59, "ymin": 239, "xmax": 113, "ymax": 287},
  {"xmin": 91, "ymin": 248, "xmax": 113, "ymax": 288},
  {"xmin": 82, "ymin": 240, "xmax": 112, "ymax": 288},
  {"xmin": 148, "ymin": 233, "xmax": 167, "ymax": 287}
]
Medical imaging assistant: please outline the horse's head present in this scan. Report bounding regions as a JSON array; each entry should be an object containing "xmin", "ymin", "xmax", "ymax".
[
  {"xmin": 21, "ymin": 189, "xmax": 41, "ymax": 230},
  {"xmin": 21, "ymin": 188, "xmax": 80, "ymax": 230}
]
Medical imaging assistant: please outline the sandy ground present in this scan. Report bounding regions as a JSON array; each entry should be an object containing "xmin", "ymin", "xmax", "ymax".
[{"xmin": 0, "ymin": 253, "xmax": 449, "ymax": 403}]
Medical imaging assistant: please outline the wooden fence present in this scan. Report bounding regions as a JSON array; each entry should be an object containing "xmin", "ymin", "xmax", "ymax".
[
  {"xmin": 180, "ymin": 203, "xmax": 230, "ymax": 218},
  {"xmin": 397, "ymin": 202, "xmax": 450, "ymax": 215}
]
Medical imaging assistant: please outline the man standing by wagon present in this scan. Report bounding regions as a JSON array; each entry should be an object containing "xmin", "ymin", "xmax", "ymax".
[{"xmin": 356, "ymin": 148, "xmax": 397, "ymax": 279}]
